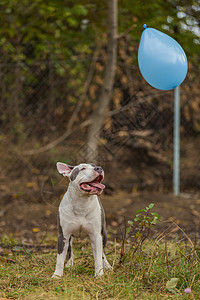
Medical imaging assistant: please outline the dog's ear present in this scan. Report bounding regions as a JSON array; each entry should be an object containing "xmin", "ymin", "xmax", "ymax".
[{"xmin": 56, "ymin": 162, "xmax": 74, "ymax": 177}]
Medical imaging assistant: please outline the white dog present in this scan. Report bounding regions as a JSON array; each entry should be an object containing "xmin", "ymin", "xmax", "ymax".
[{"xmin": 52, "ymin": 162, "xmax": 111, "ymax": 278}]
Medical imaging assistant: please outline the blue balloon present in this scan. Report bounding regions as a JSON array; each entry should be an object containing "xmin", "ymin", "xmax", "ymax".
[{"xmin": 138, "ymin": 26, "xmax": 188, "ymax": 90}]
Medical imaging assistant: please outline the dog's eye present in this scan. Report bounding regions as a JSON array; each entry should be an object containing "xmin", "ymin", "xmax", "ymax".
[{"xmin": 81, "ymin": 167, "xmax": 86, "ymax": 171}]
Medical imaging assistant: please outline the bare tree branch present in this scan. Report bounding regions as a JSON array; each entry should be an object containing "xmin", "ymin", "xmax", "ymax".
[
  {"xmin": 23, "ymin": 119, "xmax": 92, "ymax": 155},
  {"xmin": 117, "ymin": 23, "xmax": 136, "ymax": 40},
  {"xmin": 22, "ymin": 48, "xmax": 99, "ymax": 156}
]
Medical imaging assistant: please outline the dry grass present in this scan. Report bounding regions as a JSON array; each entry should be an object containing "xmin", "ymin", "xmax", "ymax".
[{"xmin": 0, "ymin": 231, "xmax": 199, "ymax": 299}]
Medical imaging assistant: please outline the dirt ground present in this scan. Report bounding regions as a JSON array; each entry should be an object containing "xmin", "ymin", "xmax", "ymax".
[
  {"xmin": 0, "ymin": 188, "xmax": 200, "ymax": 245},
  {"xmin": 1, "ymin": 135, "xmax": 200, "ymax": 246}
]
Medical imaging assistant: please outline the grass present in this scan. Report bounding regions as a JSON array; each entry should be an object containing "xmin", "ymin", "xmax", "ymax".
[{"xmin": 0, "ymin": 232, "xmax": 199, "ymax": 299}]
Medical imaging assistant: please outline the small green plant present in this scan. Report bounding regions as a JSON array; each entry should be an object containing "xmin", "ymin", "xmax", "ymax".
[
  {"xmin": 120, "ymin": 203, "xmax": 160, "ymax": 262},
  {"xmin": 128, "ymin": 203, "xmax": 160, "ymax": 229},
  {"xmin": 2, "ymin": 234, "xmax": 15, "ymax": 247}
]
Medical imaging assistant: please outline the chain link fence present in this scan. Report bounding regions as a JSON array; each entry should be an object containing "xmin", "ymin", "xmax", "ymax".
[{"xmin": 0, "ymin": 59, "xmax": 200, "ymax": 204}]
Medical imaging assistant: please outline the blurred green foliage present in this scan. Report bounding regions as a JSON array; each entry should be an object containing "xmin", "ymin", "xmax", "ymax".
[
  {"xmin": 0, "ymin": 0, "xmax": 91, "ymax": 63},
  {"xmin": 0, "ymin": 0, "xmax": 199, "ymax": 65},
  {"xmin": 0, "ymin": 0, "xmax": 199, "ymax": 138}
]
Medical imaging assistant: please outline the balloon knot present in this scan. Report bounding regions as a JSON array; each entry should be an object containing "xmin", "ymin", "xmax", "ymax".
[{"xmin": 143, "ymin": 24, "xmax": 147, "ymax": 29}]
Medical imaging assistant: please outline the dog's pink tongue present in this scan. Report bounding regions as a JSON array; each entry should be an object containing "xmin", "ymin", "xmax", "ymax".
[
  {"xmin": 80, "ymin": 182, "xmax": 105, "ymax": 190},
  {"xmin": 89, "ymin": 182, "xmax": 105, "ymax": 189},
  {"xmin": 80, "ymin": 183, "xmax": 91, "ymax": 191}
]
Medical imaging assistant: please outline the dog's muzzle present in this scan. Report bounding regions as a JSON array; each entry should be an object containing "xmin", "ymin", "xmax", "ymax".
[{"xmin": 80, "ymin": 173, "xmax": 105, "ymax": 195}]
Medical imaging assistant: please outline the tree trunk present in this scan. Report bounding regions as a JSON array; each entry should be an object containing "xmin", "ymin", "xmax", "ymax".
[{"xmin": 86, "ymin": 0, "xmax": 117, "ymax": 162}]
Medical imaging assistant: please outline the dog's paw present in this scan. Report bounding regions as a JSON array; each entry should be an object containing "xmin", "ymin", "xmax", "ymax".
[
  {"xmin": 103, "ymin": 261, "xmax": 112, "ymax": 270},
  {"xmin": 94, "ymin": 269, "xmax": 104, "ymax": 277},
  {"xmin": 51, "ymin": 273, "xmax": 63, "ymax": 279},
  {"xmin": 66, "ymin": 258, "xmax": 74, "ymax": 268}
]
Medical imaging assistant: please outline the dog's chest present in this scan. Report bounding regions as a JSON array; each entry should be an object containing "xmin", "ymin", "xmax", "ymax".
[
  {"xmin": 70, "ymin": 218, "xmax": 91, "ymax": 238},
  {"xmin": 59, "ymin": 200, "xmax": 101, "ymax": 238}
]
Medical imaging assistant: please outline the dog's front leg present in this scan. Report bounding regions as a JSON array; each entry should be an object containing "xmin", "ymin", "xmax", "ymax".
[
  {"xmin": 52, "ymin": 234, "xmax": 69, "ymax": 278},
  {"xmin": 89, "ymin": 234, "xmax": 103, "ymax": 277}
]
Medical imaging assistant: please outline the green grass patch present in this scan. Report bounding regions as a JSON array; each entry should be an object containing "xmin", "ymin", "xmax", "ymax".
[{"xmin": 0, "ymin": 236, "xmax": 199, "ymax": 299}]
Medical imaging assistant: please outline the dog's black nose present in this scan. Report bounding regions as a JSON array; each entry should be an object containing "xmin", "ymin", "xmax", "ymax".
[{"xmin": 94, "ymin": 166, "xmax": 103, "ymax": 173}]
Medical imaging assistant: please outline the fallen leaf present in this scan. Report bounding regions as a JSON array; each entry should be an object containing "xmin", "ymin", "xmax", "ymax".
[
  {"xmin": 32, "ymin": 168, "xmax": 40, "ymax": 174},
  {"xmin": 192, "ymin": 210, "xmax": 200, "ymax": 218},
  {"xmin": 0, "ymin": 257, "xmax": 16, "ymax": 264},
  {"xmin": 132, "ymin": 186, "xmax": 138, "ymax": 194},
  {"xmin": 26, "ymin": 182, "xmax": 36, "ymax": 188},
  {"xmin": 45, "ymin": 210, "xmax": 52, "ymax": 217},
  {"xmin": 166, "ymin": 278, "xmax": 179, "ymax": 289},
  {"xmin": 0, "ymin": 185, "xmax": 8, "ymax": 192},
  {"xmin": 12, "ymin": 193, "xmax": 21, "ymax": 199},
  {"xmin": 111, "ymin": 221, "xmax": 118, "ymax": 227},
  {"xmin": 26, "ymin": 182, "xmax": 39, "ymax": 191},
  {"xmin": 32, "ymin": 228, "xmax": 40, "ymax": 233}
]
